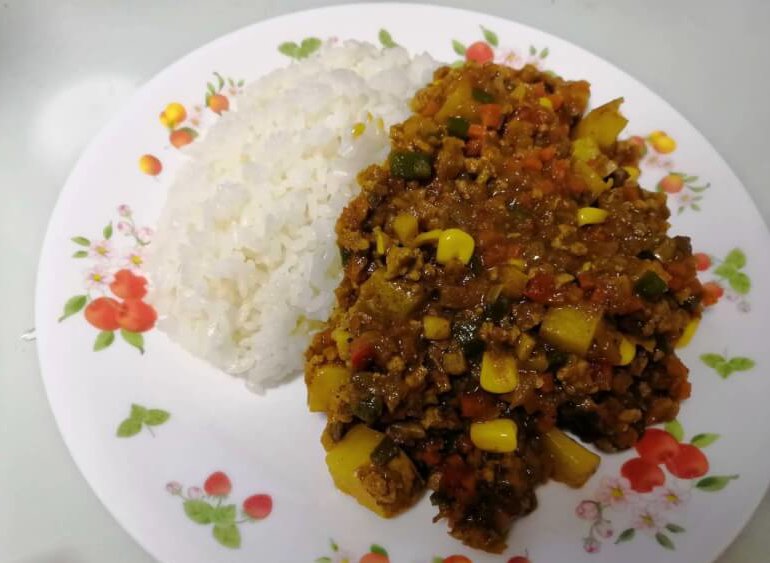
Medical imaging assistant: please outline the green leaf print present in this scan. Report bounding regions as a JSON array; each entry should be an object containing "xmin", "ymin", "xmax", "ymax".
[
  {"xmin": 700, "ymin": 353, "xmax": 725, "ymax": 368},
  {"xmin": 615, "ymin": 528, "xmax": 635, "ymax": 544},
  {"xmin": 724, "ymin": 248, "xmax": 746, "ymax": 269},
  {"xmin": 145, "ymin": 409, "xmax": 170, "ymax": 426},
  {"xmin": 130, "ymin": 403, "xmax": 147, "ymax": 420},
  {"xmin": 103, "ymin": 222, "xmax": 113, "ymax": 239},
  {"xmin": 299, "ymin": 38, "xmax": 322, "ymax": 58},
  {"xmin": 58, "ymin": 295, "xmax": 88, "ymax": 322},
  {"xmin": 72, "ymin": 250, "xmax": 88, "ymax": 258},
  {"xmin": 185, "ymin": 500, "xmax": 214, "ymax": 524},
  {"xmin": 378, "ymin": 29, "xmax": 397, "ymax": 48},
  {"xmin": 212, "ymin": 523, "xmax": 241, "ymax": 548},
  {"xmin": 696, "ymin": 474, "xmax": 739, "ymax": 492},
  {"xmin": 93, "ymin": 330, "xmax": 115, "ymax": 351},
  {"xmin": 116, "ymin": 418, "xmax": 142, "ymax": 438},
  {"xmin": 480, "ymin": 25, "xmax": 499, "ymax": 47},
  {"xmin": 278, "ymin": 41, "xmax": 300, "ymax": 58},
  {"xmin": 656, "ymin": 532, "xmax": 675, "ymax": 550},
  {"xmin": 690, "ymin": 433, "xmax": 720, "ymax": 448},
  {"xmin": 121, "ymin": 329, "xmax": 145, "ymax": 354},
  {"xmin": 452, "ymin": 40, "xmax": 466, "ymax": 56},
  {"xmin": 713, "ymin": 264, "xmax": 736, "ymax": 279},
  {"xmin": 730, "ymin": 272, "xmax": 751, "ymax": 294},
  {"xmin": 71, "ymin": 236, "xmax": 90, "ymax": 246},
  {"xmin": 728, "ymin": 357, "xmax": 755, "ymax": 371},
  {"xmin": 210, "ymin": 504, "xmax": 237, "ymax": 526},
  {"xmin": 666, "ymin": 523, "xmax": 686, "ymax": 533},
  {"xmin": 664, "ymin": 419, "xmax": 684, "ymax": 442},
  {"xmin": 701, "ymin": 353, "xmax": 755, "ymax": 379},
  {"xmin": 370, "ymin": 544, "xmax": 388, "ymax": 556}
]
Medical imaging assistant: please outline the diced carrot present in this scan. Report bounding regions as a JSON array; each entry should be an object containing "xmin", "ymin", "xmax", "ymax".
[
  {"xmin": 468, "ymin": 123, "xmax": 485, "ymax": 139},
  {"xmin": 549, "ymin": 93, "xmax": 564, "ymax": 110},
  {"xmin": 540, "ymin": 373, "xmax": 555, "ymax": 393},
  {"xmin": 350, "ymin": 337, "xmax": 375, "ymax": 370},
  {"xmin": 479, "ymin": 104, "xmax": 503, "ymax": 129},
  {"xmin": 465, "ymin": 138, "xmax": 483, "ymax": 157},
  {"xmin": 421, "ymin": 98, "xmax": 440, "ymax": 117},
  {"xmin": 536, "ymin": 178, "xmax": 555, "ymax": 194},
  {"xmin": 523, "ymin": 156, "xmax": 543, "ymax": 172},
  {"xmin": 532, "ymin": 82, "xmax": 546, "ymax": 97},
  {"xmin": 524, "ymin": 273, "xmax": 555, "ymax": 303},
  {"xmin": 540, "ymin": 145, "xmax": 557, "ymax": 161}
]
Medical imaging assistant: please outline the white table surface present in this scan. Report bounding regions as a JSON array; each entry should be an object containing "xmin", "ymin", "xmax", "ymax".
[{"xmin": 2, "ymin": 1, "xmax": 768, "ymax": 561}]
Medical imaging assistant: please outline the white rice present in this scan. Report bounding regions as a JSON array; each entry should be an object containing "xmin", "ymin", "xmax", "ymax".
[{"xmin": 147, "ymin": 41, "xmax": 438, "ymax": 391}]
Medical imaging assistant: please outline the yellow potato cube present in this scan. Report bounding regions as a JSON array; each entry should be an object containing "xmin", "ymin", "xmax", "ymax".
[
  {"xmin": 543, "ymin": 428, "xmax": 600, "ymax": 488},
  {"xmin": 308, "ymin": 365, "xmax": 350, "ymax": 412},
  {"xmin": 540, "ymin": 306, "xmax": 601, "ymax": 356}
]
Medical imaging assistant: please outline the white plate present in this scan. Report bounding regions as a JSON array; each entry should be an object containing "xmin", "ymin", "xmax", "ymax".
[{"xmin": 35, "ymin": 4, "xmax": 770, "ymax": 563}]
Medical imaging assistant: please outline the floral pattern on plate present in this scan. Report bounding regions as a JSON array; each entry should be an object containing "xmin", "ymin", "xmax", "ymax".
[
  {"xmin": 58, "ymin": 204, "xmax": 156, "ymax": 353},
  {"xmin": 166, "ymin": 471, "xmax": 272, "ymax": 549},
  {"xmin": 576, "ymin": 420, "xmax": 738, "ymax": 553}
]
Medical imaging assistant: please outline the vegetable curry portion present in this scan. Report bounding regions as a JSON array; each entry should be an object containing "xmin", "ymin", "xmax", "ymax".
[{"xmin": 305, "ymin": 61, "xmax": 702, "ymax": 553}]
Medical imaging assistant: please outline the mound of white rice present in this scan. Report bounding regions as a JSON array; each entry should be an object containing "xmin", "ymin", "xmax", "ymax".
[{"xmin": 147, "ymin": 41, "xmax": 438, "ymax": 391}]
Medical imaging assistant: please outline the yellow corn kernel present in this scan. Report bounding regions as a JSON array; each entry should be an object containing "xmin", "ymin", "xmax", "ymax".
[
  {"xmin": 555, "ymin": 273, "xmax": 575, "ymax": 287},
  {"xmin": 351, "ymin": 122, "xmax": 366, "ymax": 138},
  {"xmin": 374, "ymin": 228, "xmax": 387, "ymax": 255},
  {"xmin": 515, "ymin": 332, "xmax": 536, "ymax": 361},
  {"xmin": 436, "ymin": 228, "xmax": 475, "ymax": 265},
  {"xmin": 508, "ymin": 258, "xmax": 526, "ymax": 270},
  {"xmin": 331, "ymin": 328, "xmax": 351, "ymax": 358},
  {"xmin": 623, "ymin": 165, "xmax": 640, "ymax": 182},
  {"xmin": 470, "ymin": 419, "xmax": 518, "ymax": 453},
  {"xmin": 411, "ymin": 229, "xmax": 442, "ymax": 247},
  {"xmin": 676, "ymin": 317, "xmax": 700, "ymax": 349},
  {"xmin": 423, "ymin": 315, "xmax": 451, "ymax": 340},
  {"xmin": 393, "ymin": 213, "xmax": 418, "ymax": 243},
  {"xmin": 616, "ymin": 336, "xmax": 636, "ymax": 366},
  {"xmin": 480, "ymin": 350, "xmax": 519, "ymax": 393},
  {"xmin": 538, "ymin": 97, "xmax": 553, "ymax": 110},
  {"xmin": 577, "ymin": 207, "xmax": 609, "ymax": 226}
]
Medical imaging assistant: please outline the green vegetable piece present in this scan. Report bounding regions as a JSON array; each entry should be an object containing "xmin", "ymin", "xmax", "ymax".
[
  {"xmin": 634, "ymin": 270, "xmax": 668, "ymax": 299},
  {"xmin": 446, "ymin": 116, "xmax": 471, "ymax": 139},
  {"xmin": 389, "ymin": 151, "xmax": 432, "ymax": 180},
  {"xmin": 472, "ymin": 88, "xmax": 494, "ymax": 103},
  {"xmin": 370, "ymin": 436, "xmax": 400, "ymax": 466}
]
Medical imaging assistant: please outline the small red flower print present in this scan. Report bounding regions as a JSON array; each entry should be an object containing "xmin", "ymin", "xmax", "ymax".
[
  {"xmin": 110, "ymin": 269, "xmax": 148, "ymax": 299},
  {"xmin": 621, "ymin": 458, "xmax": 665, "ymax": 493},
  {"xmin": 116, "ymin": 299, "xmax": 157, "ymax": 333},
  {"xmin": 694, "ymin": 252, "xmax": 711, "ymax": 271},
  {"xmin": 635, "ymin": 428, "xmax": 680, "ymax": 465},
  {"xmin": 665, "ymin": 444, "xmax": 709, "ymax": 479},
  {"xmin": 701, "ymin": 281, "xmax": 724, "ymax": 306},
  {"xmin": 242, "ymin": 494, "xmax": 272, "ymax": 520},
  {"xmin": 84, "ymin": 297, "xmax": 121, "ymax": 331},
  {"xmin": 204, "ymin": 471, "xmax": 232, "ymax": 496},
  {"xmin": 466, "ymin": 41, "xmax": 494, "ymax": 63}
]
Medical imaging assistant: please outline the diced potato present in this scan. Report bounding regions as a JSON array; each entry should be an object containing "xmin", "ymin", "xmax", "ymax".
[
  {"xmin": 499, "ymin": 265, "xmax": 529, "ymax": 298},
  {"xmin": 435, "ymin": 79, "xmax": 476, "ymax": 121},
  {"xmin": 480, "ymin": 350, "xmax": 519, "ymax": 393},
  {"xmin": 354, "ymin": 270, "xmax": 426, "ymax": 322},
  {"xmin": 540, "ymin": 306, "xmax": 601, "ymax": 356},
  {"xmin": 515, "ymin": 332, "xmax": 536, "ymax": 361},
  {"xmin": 543, "ymin": 428, "xmax": 600, "ymax": 488},
  {"xmin": 573, "ymin": 160, "xmax": 610, "ymax": 196},
  {"xmin": 331, "ymin": 328, "xmax": 351, "ymax": 359},
  {"xmin": 571, "ymin": 137, "xmax": 600, "ymax": 162},
  {"xmin": 423, "ymin": 315, "xmax": 451, "ymax": 340},
  {"xmin": 393, "ymin": 213, "xmax": 418, "ymax": 243},
  {"xmin": 616, "ymin": 336, "xmax": 636, "ymax": 366},
  {"xmin": 574, "ymin": 98, "xmax": 628, "ymax": 150},
  {"xmin": 308, "ymin": 364, "xmax": 350, "ymax": 412},
  {"xmin": 325, "ymin": 425, "xmax": 420, "ymax": 517}
]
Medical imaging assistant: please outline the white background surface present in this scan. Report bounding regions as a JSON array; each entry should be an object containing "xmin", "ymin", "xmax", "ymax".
[{"xmin": 1, "ymin": 1, "xmax": 768, "ymax": 562}]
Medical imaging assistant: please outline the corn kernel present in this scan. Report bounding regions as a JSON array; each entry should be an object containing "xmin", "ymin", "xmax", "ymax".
[
  {"xmin": 577, "ymin": 207, "xmax": 609, "ymax": 226},
  {"xmin": 423, "ymin": 315, "xmax": 451, "ymax": 340},
  {"xmin": 411, "ymin": 229, "xmax": 442, "ymax": 247},
  {"xmin": 480, "ymin": 350, "xmax": 519, "ymax": 393},
  {"xmin": 351, "ymin": 122, "xmax": 366, "ymax": 138},
  {"xmin": 436, "ymin": 228, "xmax": 475, "ymax": 265},
  {"xmin": 512, "ymin": 83, "xmax": 527, "ymax": 101},
  {"xmin": 676, "ymin": 317, "xmax": 700, "ymax": 349},
  {"xmin": 555, "ymin": 273, "xmax": 575, "ymax": 287},
  {"xmin": 470, "ymin": 419, "xmax": 518, "ymax": 453},
  {"xmin": 616, "ymin": 336, "xmax": 636, "ymax": 366},
  {"xmin": 374, "ymin": 228, "xmax": 387, "ymax": 255},
  {"xmin": 331, "ymin": 328, "xmax": 351, "ymax": 358},
  {"xmin": 393, "ymin": 213, "xmax": 418, "ymax": 243},
  {"xmin": 508, "ymin": 258, "xmax": 526, "ymax": 270},
  {"xmin": 515, "ymin": 332, "xmax": 536, "ymax": 361},
  {"xmin": 538, "ymin": 97, "xmax": 553, "ymax": 110},
  {"xmin": 623, "ymin": 165, "xmax": 640, "ymax": 181}
]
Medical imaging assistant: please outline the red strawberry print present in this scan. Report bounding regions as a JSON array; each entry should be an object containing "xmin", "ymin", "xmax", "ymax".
[
  {"xmin": 204, "ymin": 471, "xmax": 232, "ymax": 496},
  {"xmin": 635, "ymin": 428, "xmax": 680, "ymax": 465},
  {"xmin": 110, "ymin": 268, "xmax": 148, "ymax": 299},
  {"xmin": 621, "ymin": 457, "xmax": 665, "ymax": 493},
  {"xmin": 242, "ymin": 494, "xmax": 272, "ymax": 519},
  {"xmin": 665, "ymin": 444, "xmax": 709, "ymax": 479}
]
